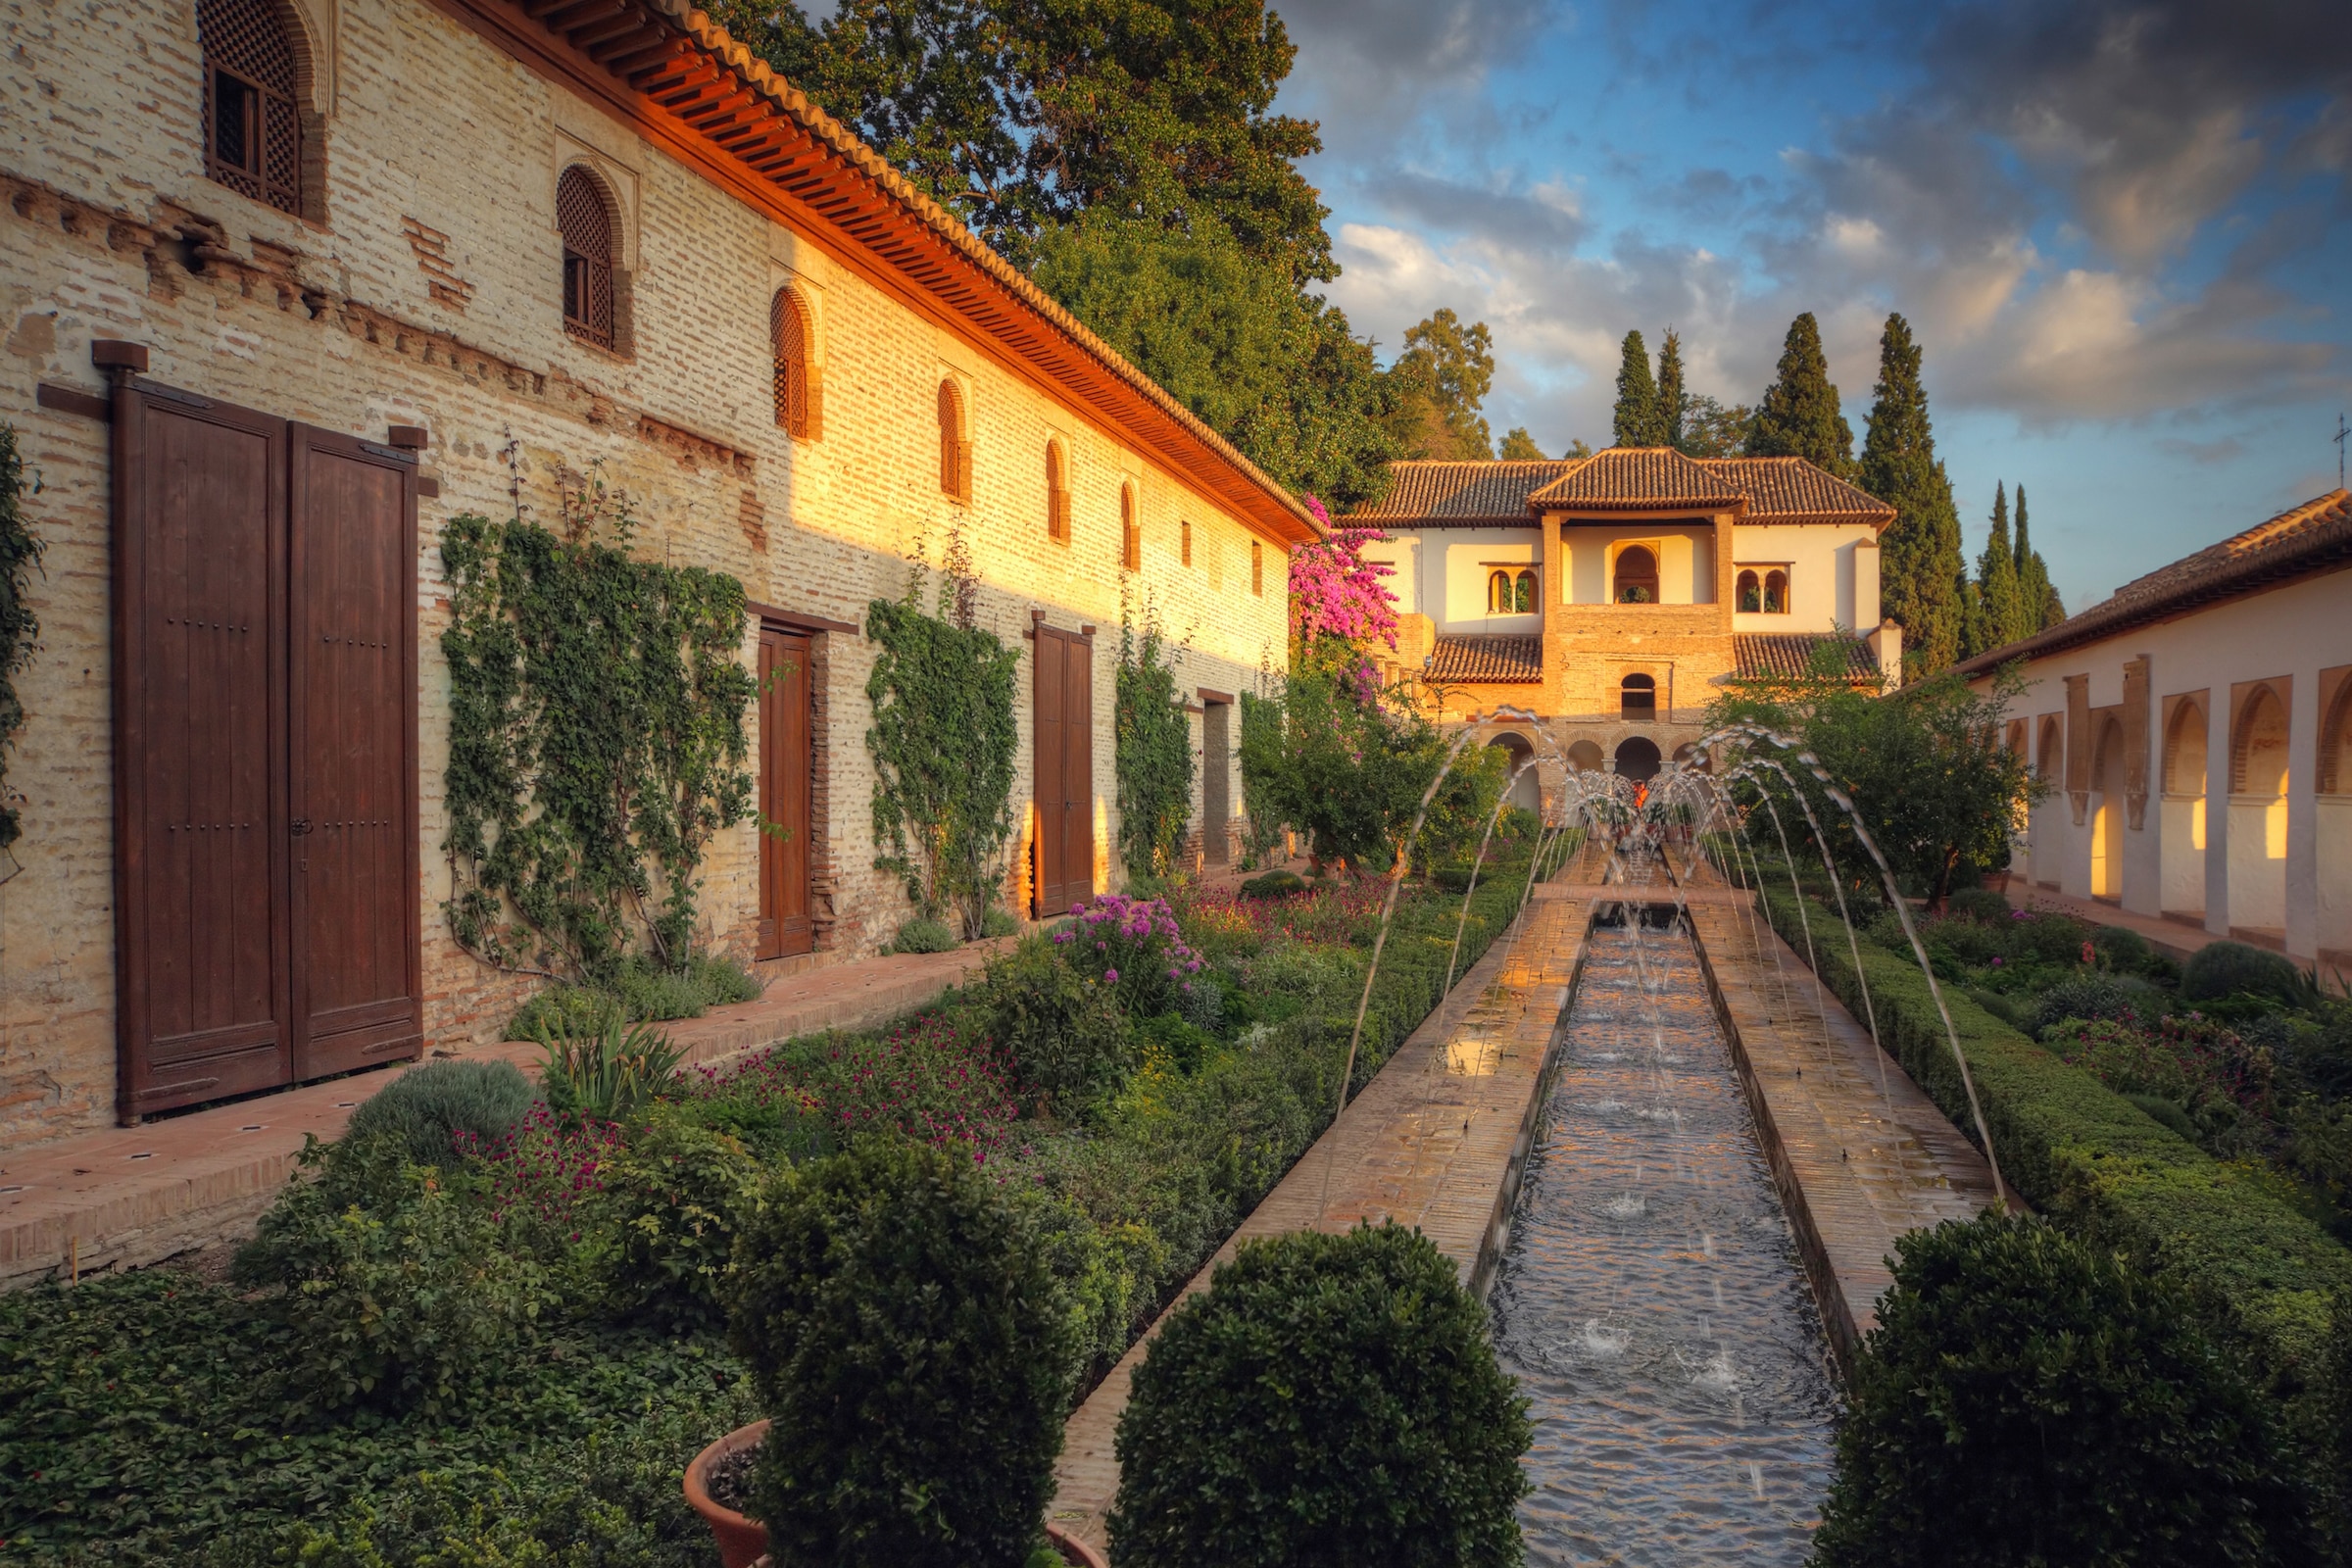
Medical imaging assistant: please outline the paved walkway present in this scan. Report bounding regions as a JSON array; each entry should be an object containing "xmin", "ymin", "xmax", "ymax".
[
  {"xmin": 1049, "ymin": 857, "xmax": 1604, "ymax": 1552},
  {"xmin": 1664, "ymin": 860, "xmax": 2003, "ymax": 1373},
  {"xmin": 0, "ymin": 937, "xmax": 1016, "ymax": 1291},
  {"xmin": 2001, "ymin": 879, "xmax": 2235, "ymax": 964}
]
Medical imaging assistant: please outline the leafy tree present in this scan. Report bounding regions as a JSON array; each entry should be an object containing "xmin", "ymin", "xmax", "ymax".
[
  {"xmin": 1115, "ymin": 608, "xmax": 1196, "ymax": 880},
  {"xmin": 1813, "ymin": 1212, "xmax": 2312, "ymax": 1568},
  {"xmin": 718, "ymin": 0, "xmax": 1334, "ymax": 282},
  {"xmin": 1654, "ymin": 328, "xmax": 1687, "ymax": 450},
  {"xmin": 1857, "ymin": 313, "xmax": 1963, "ymax": 678},
  {"xmin": 1744, "ymin": 313, "xmax": 1852, "ymax": 474},
  {"xmin": 1611, "ymin": 329, "xmax": 1662, "ymax": 448},
  {"xmin": 1030, "ymin": 215, "xmax": 1395, "ymax": 508},
  {"xmin": 1561, "ymin": 437, "xmax": 1594, "ymax": 460},
  {"xmin": 1975, "ymin": 481, "xmax": 2027, "ymax": 652},
  {"xmin": 1379, "ymin": 308, "xmax": 1495, "ymax": 461},
  {"xmin": 1678, "ymin": 395, "xmax": 1753, "ymax": 458},
  {"xmin": 1711, "ymin": 662, "xmax": 2040, "ymax": 910},
  {"xmin": 2014, "ymin": 485, "xmax": 2065, "ymax": 630},
  {"xmin": 1495, "ymin": 427, "xmax": 1546, "ymax": 461},
  {"xmin": 1955, "ymin": 564, "xmax": 1988, "ymax": 662}
]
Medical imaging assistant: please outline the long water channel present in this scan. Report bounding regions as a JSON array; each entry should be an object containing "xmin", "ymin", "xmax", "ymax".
[{"xmin": 1492, "ymin": 905, "xmax": 1838, "ymax": 1564}]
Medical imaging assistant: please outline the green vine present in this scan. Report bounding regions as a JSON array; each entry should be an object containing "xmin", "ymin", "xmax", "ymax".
[
  {"xmin": 865, "ymin": 532, "xmax": 1018, "ymax": 940},
  {"xmin": 1236, "ymin": 678, "xmax": 1289, "ymax": 866},
  {"xmin": 440, "ymin": 461, "xmax": 756, "ymax": 983},
  {"xmin": 0, "ymin": 425, "xmax": 41, "ymax": 854},
  {"xmin": 1114, "ymin": 599, "xmax": 1193, "ymax": 880}
]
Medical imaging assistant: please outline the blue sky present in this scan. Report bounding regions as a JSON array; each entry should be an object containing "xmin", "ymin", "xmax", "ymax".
[{"xmin": 1268, "ymin": 0, "xmax": 2352, "ymax": 612}]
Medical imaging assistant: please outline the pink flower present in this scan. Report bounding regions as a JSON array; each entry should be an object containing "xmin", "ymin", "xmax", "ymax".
[{"xmin": 1104, "ymin": 968, "xmax": 1119, "ymax": 984}]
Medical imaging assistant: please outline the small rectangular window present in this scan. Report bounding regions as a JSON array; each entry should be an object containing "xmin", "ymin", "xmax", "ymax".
[
  {"xmin": 1181, "ymin": 519, "xmax": 1193, "ymax": 566},
  {"xmin": 1251, "ymin": 542, "xmax": 1263, "ymax": 596}
]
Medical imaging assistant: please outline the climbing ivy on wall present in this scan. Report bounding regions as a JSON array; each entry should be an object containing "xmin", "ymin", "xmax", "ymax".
[
  {"xmin": 440, "ymin": 470, "xmax": 756, "ymax": 982},
  {"xmin": 866, "ymin": 535, "xmax": 1019, "ymax": 940},
  {"xmin": 1114, "ymin": 605, "xmax": 1194, "ymax": 880},
  {"xmin": 0, "ymin": 425, "xmax": 41, "ymax": 854},
  {"xmin": 1237, "ymin": 682, "xmax": 1289, "ymax": 865}
]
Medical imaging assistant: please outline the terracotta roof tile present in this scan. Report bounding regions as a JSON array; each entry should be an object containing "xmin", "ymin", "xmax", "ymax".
[
  {"xmin": 1735, "ymin": 633, "xmax": 1881, "ymax": 682},
  {"xmin": 1526, "ymin": 448, "xmax": 1747, "ymax": 510},
  {"xmin": 1954, "ymin": 489, "xmax": 2352, "ymax": 675},
  {"xmin": 1701, "ymin": 457, "xmax": 1896, "ymax": 528},
  {"xmin": 1427, "ymin": 633, "xmax": 1544, "ymax": 683},
  {"xmin": 1348, "ymin": 462, "xmax": 1573, "ymax": 523}
]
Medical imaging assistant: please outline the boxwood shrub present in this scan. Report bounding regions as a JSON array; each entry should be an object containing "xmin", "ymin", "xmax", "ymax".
[
  {"xmin": 726, "ymin": 1136, "xmax": 1068, "ymax": 1568},
  {"xmin": 1758, "ymin": 887, "xmax": 2352, "ymax": 1515},
  {"xmin": 1109, "ymin": 1222, "xmax": 1531, "ymax": 1568}
]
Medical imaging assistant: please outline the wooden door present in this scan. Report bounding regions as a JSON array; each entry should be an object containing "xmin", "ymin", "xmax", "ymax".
[
  {"xmin": 287, "ymin": 424, "xmax": 421, "ymax": 1077},
  {"xmin": 114, "ymin": 384, "xmax": 291, "ymax": 1118},
  {"xmin": 758, "ymin": 626, "xmax": 812, "ymax": 958},
  {"xmin": 1034, "ymin": 624, "xmax": 1094, "ymax": 916},
  {"xmin": 1201, "ymin": 700, "xmax": 1230, "ymax": 864}
]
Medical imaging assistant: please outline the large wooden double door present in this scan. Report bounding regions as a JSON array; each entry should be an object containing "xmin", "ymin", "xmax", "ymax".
[
  {"xmin": 1033, "ymin": 622, "xmax": 1094, "ymax": 917},
  {"xmin": 114, "ymin": 382, "xmax": 421, "ymax": 1120}
]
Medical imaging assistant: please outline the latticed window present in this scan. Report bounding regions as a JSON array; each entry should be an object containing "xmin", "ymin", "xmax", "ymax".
[
  {"xmin": 1120, "ymin": 486, "xmax": 1140, "ymax": 570},
  {"xmin": 200, "ymin": 0, "xmax": 303, "ymax": 215},
  {"xmin": 771, "ymin": 286, "xmax": 817, "ymax": 438},
  {"xmin": 1181, "ymin": 518, "xmax": 1192, "ymax": 566},
  {"xmin": 559, "ymin": 167, "xmax": 615, "ymax": 350},
  {"xmin": 938, "ymin": 380, "xmax": 972, "ymax": 502},
  {"xmin": 1046, "ymin": 441, "xmax": 1070, "ymax": 541},
  {"xmin": 1250, "ymin": 541, "xmax": 1263, "ymax": 596}
]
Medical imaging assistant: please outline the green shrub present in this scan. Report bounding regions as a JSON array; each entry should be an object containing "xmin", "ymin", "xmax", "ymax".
[
  {"xmin": 2092, "ymin": 921, "xmax": 2155, "ymax": 972},
  {"xmin": 340, "ymin": 1058, "xmax": 539, "ymax": 1168},
  {"xmin": 1812, "ymin": 1212, "xmax": 2310, "ymax": 1567},
  {"xmin": 727, "ymin": 1138, "xmax": 1069, "ymax": 1568},
  {"xmin": 593, "ymin": 1108, "xmax": 760, "ymax": 1332},
  {"xmin": 536, "ymin": 1016, "xmax": 685, "ymax": 1120},
  {"xmin": 1134, "ymin": 1011, "xmax": 1216, "ymax": 1075},
  {"xmin": 2033, "ymin": 974, "xmax": 2153, "ymax": 1036},
  {"xmin": 1963, "ymin": 985, "xmax": 2024, "ymax": 1029},
  {"xmin": 972, "ymin": 934, "xmax": 1134, "ymax": 1108},
  {"xmin": 893, "ymin": 915, "xmax": 958, "ymax": 954},
  {"xmin": 2127, "ymin": 1091, "xmax": 2199, "ymax": 1141},
  {"xmin": 1432, "ymin": 864, "xmax": 1477, "ymax": 894},
  {"xmin": 982, "ymin": 905, "xmax": 1021, "ymax": 938},
  {"xmin": 1238, "ymin": 868, "xmax": 1305, "ymax": 900},
  {"xmin": 1947, "ymin": 886, "xmax": 2012, "ymax": 922},
  {"xmin": 231, "ymin": 1143, "xmax": 554, "ymax": 1418},
  {"xmin": 2187, "ymin": 941, "xmax": 2306, "ymax": 1005},
  {"xmin": 506, "ymin": 983, "xmax": 623, "ymax": 1041},
  {"xmin": 1109, "ymin": 1222, "xmax": 1530, "ymax": 1568}
]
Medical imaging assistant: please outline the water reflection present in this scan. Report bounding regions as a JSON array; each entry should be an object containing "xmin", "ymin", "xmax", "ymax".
[{"xmin": 1493, "ymin": 915, "xmax": 1837, "ymax": 1564}]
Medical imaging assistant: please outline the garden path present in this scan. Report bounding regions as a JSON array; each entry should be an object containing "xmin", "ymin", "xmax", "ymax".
[
  {"xmin": 0, "ymin": 935, "xmax": 1019, "ymax": 1292},
  {"xmin": 1050, "ymin": 854, "xmax": 1606, "ymax": 1552},
  {"xmin": 1999, "ymin": 879, "xmax": 2239, "ymax": 965}
]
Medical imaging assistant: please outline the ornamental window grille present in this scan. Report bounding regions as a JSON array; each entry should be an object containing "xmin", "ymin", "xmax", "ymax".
[
  {"xmin": 559, "ymin": 167, "xmax": 616, "ymax": 350},
  {"xmin": 200, "ymin": 0, "xmax": 303, "ymax": 215},
  {"xmin": 938, "ymin": 380, "xmax": 972, "ymax": 502},
  {"xmin": 1120, "ymin": 485, "xmax": 1140, "ymax": 570},
  {"xmin": 1181, "ymin": 518, "xmax": 1192, "ymax": 566},
  {"xmin": 1046, "ymin": 441, "xmax": 1070, "ymax": 542},
  {"xmin": 1250, "ymin": 542, "xmax": 1263, "ymax": 596},
  {"xmin": 771, "ymin": 286, "xmax": 816, "ymax": 438}
]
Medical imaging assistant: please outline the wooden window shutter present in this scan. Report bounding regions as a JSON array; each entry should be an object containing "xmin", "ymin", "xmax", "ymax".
[
  {"xmin": 1047, "ymin": 443, "xmax": 1069, "ymax": 542},
  {"xmin": 956, "ymin": 439, "xmax": 974, "ymax": 505},
  {"xmin": 199, "ymin": 0, "xmax": 304, "ymax": 216},
  {"xmin": 771, "ymin": 287, "xmax": 814, "ymax": 439},
  {"xmin": 1120, "ymin": 487, "xmax": 1138, "ymax": 570},
  {"xmin": 558, "ymin": 166, "xmax": 616, "ymax": 350},
  {"xmin": 938, "ymin": 380, "xmax": 967, "ymax": 501},
  {"xmin": 1181, "ymin": 518, "xmax": 1192, "ymax": 566},
  {"xmin": 1251, "ymin": 541, "xmax": 1263, "ymax": 595}
]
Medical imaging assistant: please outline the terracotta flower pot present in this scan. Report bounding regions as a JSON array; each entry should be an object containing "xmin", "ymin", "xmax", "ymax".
[{"xmin": 682, "ymin": 1419, "xmax": 1110, "ymax": 1568}]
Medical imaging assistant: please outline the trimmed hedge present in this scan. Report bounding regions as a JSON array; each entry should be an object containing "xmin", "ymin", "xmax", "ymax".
[{"xmin": 1756, "ymin": 887, "xmax": 2352, "ymax": 1471}]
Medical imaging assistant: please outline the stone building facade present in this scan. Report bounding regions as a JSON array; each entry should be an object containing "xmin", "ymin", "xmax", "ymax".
[
  {"xmin": 0, "ymin": 0, "xmax": 1309, "ymax": 1144},
  {"xmin": 1958, "ymin": 491, "xmax": 2352, "ymax": 967},
  {"xmin": 1348, "ymin": 448, "xmax": 1898, "ymax": 810}
]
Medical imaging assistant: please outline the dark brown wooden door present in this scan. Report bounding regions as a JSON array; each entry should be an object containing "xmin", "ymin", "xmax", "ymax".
[
  {"xmin": 114, "ymin": 389, "xmax": 420, "ymax": 1120},
  {"xmin": 758, "ymin": 627, "xmax": 812, "ymax": 959},
  {"xmin": 288, "ymin": 424, "xmax": 421, "ymax": 1077},
  {"xmin": 1034, "ymin": 624, "xmax": 1093, "ymax": 916},
  {"xmin": 114, "ymin": 385, "xmax": 291, "ymax": 1118},
  {"xmin": 1201, "ymin": 700, "xmax": 1230, "ymax": 864}
]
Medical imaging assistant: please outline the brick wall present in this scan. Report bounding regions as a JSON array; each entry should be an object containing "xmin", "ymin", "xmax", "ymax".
[{"xmin": 0, "ymin": 0, "xmax": 1289, "ymax": 1146}]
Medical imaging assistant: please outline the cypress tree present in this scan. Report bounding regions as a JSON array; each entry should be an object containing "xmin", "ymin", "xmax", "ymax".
[
  {"xmin": 1956, "ymin": 565, "xmax": 1988, "ymax": 662},
  {"xmin": 1976, "ymin": 482, "xmax": 2025, "ymax": 650},
  {"xmin": 1745, "ymin": 313, "xmax": 1853, "ymax": 474},
  {"xmin": 2013, "ymin": 486, "xmax": 2066, "ymax": 629},
  {"xmin": 1856, "ymin": 313, "xmax": 1963, "ymax": 678},
  {"xmin": 1612, "ymin": 330, "xmax": 1661, "ymax": 447},
  {"xmin": 1656, "ymin": 328, "xmax": 1687, "ymax": 451}
]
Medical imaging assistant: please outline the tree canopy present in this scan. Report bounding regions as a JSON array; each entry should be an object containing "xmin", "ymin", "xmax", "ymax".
[
  {"xmin": 1611, "ymin": 330, "xmax": 1664, "ymax": 448},
  {"xmin": 1496, "ymin": 427, "xmax": 1545, "ymax": 461},
  {"xmin": 1858, "ymin": 313, "xmax": 1963, "ymax": 679},
  {"xmin": 1654, "ymin": 329, "xmax": 1687, "ymax": 451},
  {"xmin": 1745, "ymin": 313, "xmax": 1854, "ymax": 475},
  {"xmin": 714, "ymin": 0, "xmax": 1334, "ymax": 282},
  {"xmin": 2014, "ymin": 486, "xmax": 2065, "ymax": 630},
  {"xmin": 1379, "ymin": 308, "xmax": 1495, "ymax": 462}
]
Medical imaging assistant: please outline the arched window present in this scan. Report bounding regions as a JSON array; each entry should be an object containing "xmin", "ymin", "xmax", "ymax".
[
  {"xmin": 1514, "ymin": 569, "xmax": 1536, "ymax": 612},
  {"xmin": 200, "ymin": 0, "xmax": 305, "ymax": 215},
  {"xmin": 1621, "ymin": 672, "xmax": 1656, "ymax": 721},
  {"xmin": 1045, "ymin": 441, "xmax": 1070, "ymax": 543},
  {"xmin": 1763, "ymin": 569, "xmax": 1788, "ymax": 613},
  {"xmin": 1737, "ymin": 569, "xmax": 1760, "ymax": 612},
  {"xmin": 2232, "ymin": 687, "xmax": 2289, "ymax": 797},
  {"xmin": 2037, "ymin": 716, "xmax": 2062, "ymax": 781},
  {"xmin": 1488, "ymin": 569, "xmax": 1512, "ymax": 612},
  {"xmin": 770, "ymin": 286, "xmax": 817, "ymax": 439},
  {"xmin": 1250, "ymin": 542, "xmax": 1263, "ymax": 596},
  {"xmin": 937, "ymin": 380, "xmax": 971, "ymax": 502},
  {"xmin": 1120, "ymin": 485, "xmax": 1140, "ymax": 570},
  {"xmin": 2091, "ymin": 714, "xmax": 2125, "ymax": 793},
  {"xmin": 2164, "ymin": 701, "xmax": 2207, "ymax": 796},
  {"xmin": 1181, "ymin": 518, "xmax": 1193, "ymax": 566},
  {"xmin": 559, "ymin": 166, "xmax": 617, "ymax": 350},
  {"xmin": 2323, "ymin": 683, "xmax": 2352, "ymax": 796},
  {"xmin": 1614, "ymin": 545, "xmax": 1659, "ymax": 604}
]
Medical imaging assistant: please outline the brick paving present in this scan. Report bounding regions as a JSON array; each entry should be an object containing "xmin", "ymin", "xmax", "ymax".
[
  {"xmin": 0, "ymin": 937, "xmax": 1015, "ymax": 1291},
  {"xmin": 1049, "ymin": 858, "xmax": 1604, "ymax": 1553}
]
